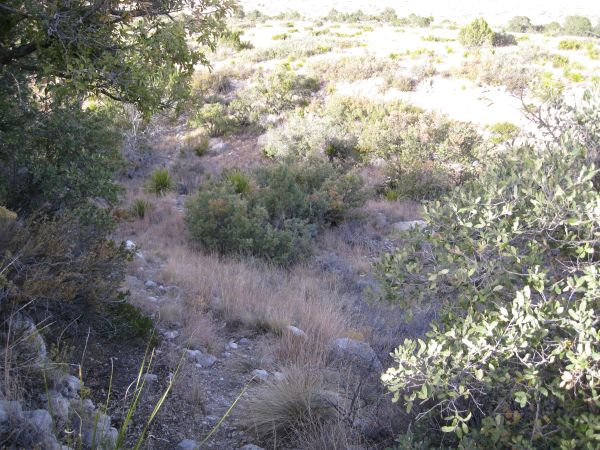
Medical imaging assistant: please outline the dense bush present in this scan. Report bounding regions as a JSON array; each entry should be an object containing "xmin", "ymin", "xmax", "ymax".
[
  {"xmin": 563, "ymin": 15, "xmax": 593, "ymax": 36},
  {"xmin": 378, "ymin": 88, "xmax": 600, "ymax": 448},
  {"xmin": 458, "ymin": 18, "xmax": 494, "ymax": 47},
  {"xmin": 185, "ymin": 159, "xmax": 366, "ymax": 264},
  {"xmin": 219, "ymin": 29, "xmax": 253, "ymax": 50},
  {"xmin": 559, "ymin": 39, "xmax": 585, "ymax": 50},
  {"xmin": 190, "ymin": 102, "xmax": 235, "ymax": 137}
]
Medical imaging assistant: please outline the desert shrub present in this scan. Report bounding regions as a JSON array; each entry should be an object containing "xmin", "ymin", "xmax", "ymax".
[
  {"xmin": 246, "ymin": 37, "xmax": 358, "ymax": 63},
  {"xmin": 185, "ymin": 159, "xmax": 366, "ymax": 264},
  {"xmin": 147, "ymin": 169, "xmax": 174, "ymax": 195},
  {"xmin": 396, "ymin": 13, "xmax": 433, "ymax": 28},
  {"xmin": 490, "ymin": 31, "xmax": 517, "ymax": 47},
  {"xmin": 379, "ymin": 7, "xmax": 397, "ymax": 23},
  {"xmin": 563, "ymin": 15, "xmax": 592, "ymax": 36},
  {"xmin": 486, "ymin": 121, "xmax": 520, "ymax": 144},
  {"xmin": 308, "ymin": 55, "xmax": 399, "ymax": 82},
  {"xmin": 551, "ymin": 54, "xmax": 570, "ymax": 68},
  {"xmin": 458, "ymin": 18, "xmax": 494, "ymax": 47},
  {"xmin": 506, "ymin": 16, "xmax": 533, "ymax": 33},
  {"xmin": 131, "ymin": 199, "xmax": 152, "ymax": 219},
  {"xmin": 587, "ymin": 42, "xmax": 600, "ymax": 59},
  {"xmin": 421, "ymin": 35, "xmax": 454, "ymax": 42},
  {"xmin": 0, "ymin": 214, "xmax": 128, "ymax": 312},
  {"xmin": 272, "ymin": 33, "xmax": 289, "ymax": 41},
  {"xmin": 378, "ymin": 86, "xmax": 600, "ymax": 447},
  {"xmin": 382, "ymin": 74, "xmax": 418, "ymax": 92},
  {"xmin": 458, "ymin": 55, "xmax": 533, "ymax": 94},
  {"xmin": 530, "ymin": 71, "xmax": 565, "ymax": 101},
  {"xmin": 559, "ymin": 39, "xmax": 585, "ymax": 50},
  {"xmin": 190, "ymin": 102, "xmax": 235, "ymax": 137},
  {"xmin": 254, "ymin": 65, "xmax": 320, "ymax": 113},
  {"xmin": 543, "ymin": 21, "xmax": 562, "ymax": 34},
  {"xmin": 219, "ymin": 29, "xmax": 253, "ymax": 50}
]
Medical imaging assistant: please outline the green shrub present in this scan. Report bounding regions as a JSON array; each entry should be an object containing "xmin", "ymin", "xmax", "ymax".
[
  {"xmin": 131, "ymin": 199, "xmax": 152, "ymax": 219},
  {"xmin": 458, "ymin": 18, "xmax": 494, "ymax": 47},
  {"xmin": 543, "ymin": 21, "xmax": 562, "ymax": 34},
  {"xmin": 220, "ymin": 29, "xmax": 253, "ymax": 50},
  {"xmin": 506, "ymin": 16, "xmax": 533, "ymax": 33},
  {"xmin": 563, "ymin": 15, "xmax": 592, "ymax": 36},
  {"xmin": 551, "ymin": 54, "xmax": 570, "ymax": 68},
  {"xmin": 147, "ymin": 169, "xmax": 174, "ymax": 195},
  {"xmin": 185, "ymin": 159, "xmax": 366, "ymax": 264},
  {"xmin": 378, "ymin": 89, "xmax": 600, "ymax": 447},
  {"xmin": 490, "ymin": 31, "xmax": 517, "ymax": 46},
  {"xmin": 272, "ymin": 33, "xmax": 289, "ymax": 41},
  {"xmin": 109, "ymin": 300, "xmax": 159, "ymax": 345},
  {"xmin": 486, "ymin": 121, "xmax": 519, "ymax": 144},
  {"xmin": 559, "ymin": 39, "xmax": 585, "ymax": 50},
  {"xmin": 190, "ymin": 102, "xmax": 235, "ymax": 137}
]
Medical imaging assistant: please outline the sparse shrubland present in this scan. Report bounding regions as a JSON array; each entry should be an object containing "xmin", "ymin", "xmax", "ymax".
[{"xmin": 378, "ymin": 83, "xmax": 600, "ymax": 449}]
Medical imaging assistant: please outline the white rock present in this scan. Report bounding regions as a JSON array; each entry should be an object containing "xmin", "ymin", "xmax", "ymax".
[
  {"xmin": 147, "ymin": 296, "xmax": 158, "ymax": 303},
  {"xmin": 226, "ymin": 341, "xmax": 238, "ymax": 350},
  {"xmin": 57, "ymin": 375, "xmax": 81, "ymax": 399},
  {"xmin": 143, "ymin": 373, "xmax": 158, "ymax": 383},
  {"xmin": 286, "ymin": 325, "xmax": 307, "ymax": 338},
  {"xmin": 186, "ymin": 349, "xmax": 217, "ymax": 368},
  {"xmin": 239, "ymin": 445, "xmax": 265, "ymax": 450},
  {"xmin": 163, "ymin": 330, "xmax": 179, "ymax": 340},
  {"xmin": 24, "ymin": 409, "xmax": 53, "ymax": 434},
  {"xmin": 272, "ymin": 371, "xmax": 285, "ymax": 382},
  {"xmin": 239, "ymin": 338, "xmax": 251, "ymax": 345},
  {"xmin": 176, "ymin": 439, "xmax": 199, "ymax": 450},
  {"xmin": 145, "ymin": 280, "xmax": 157, "ymax": 288},
  {"xmin": 251, "ymin": 369, "xmax": 269, "ymax": 381},
  {"xmin": 331, "ymin": 338, "xmax": 383, "ymax": 373},
  {"xmin": 125, "ymin": 240, "xmax": 136, "ymax": 250}
]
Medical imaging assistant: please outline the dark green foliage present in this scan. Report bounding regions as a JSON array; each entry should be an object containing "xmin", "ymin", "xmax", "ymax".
[
  {"xmin": 563, "ymin": 15, "xmax": 593, "ymax": 36},
  {"xmin": 378, "ymin": 86, "xmax": 600, "ymax": 448},
  {"xmin": 458, "ymin": 18, "xmax": 494, "ymax": 47},
  {"xmin": 109, "ymin": 300, "xmax": 159, "ymax": 346},
  {"xmin": 0, "ymin": 94, "xmax": 122, "ymax": 215},
  {"xmin": 220, "ymin": 29, "xmax": 254, "ymax": 50},
  {"xmin": 490, "ymin": 32, "xmax": 517, "ymax": 47},
  {"xmin": 185, "ymin": 159, "xmax": 367, "ymax": 265}
]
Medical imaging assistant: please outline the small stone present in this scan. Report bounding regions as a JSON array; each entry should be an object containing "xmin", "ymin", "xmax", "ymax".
[
  {"xmin": 163, "ymin": 330, "xmax": 179, "ymax": 340},
  {"xmin": 374, "ymin": 212, "xmax": 388, "ymax": 229},
  {"xmin": 125, "ymin": 240, "xmax": 136, "ymax": 250},
  {"xmin": 222, "ymin": 352, "xmax": 232, "ymax": 358},
  {"xmin": 226, "ymin": 341, "xmax": 238, "ymax": 350},
  {"xmin": 185, "ymin": 349, "xmax": 217, "ymax": 368},
  {"xmin": 286, "ymin": 325, "xmax": 307, "ymax": 338},
  {"xmin": 147, "ymin": 296, "xmax": 158, "ymax": 303},
  {"xmin": 143, "ymin": 373, "xmax": 158, "ymax": 383},
  {"xmin": 238, "ymin": 338, "xmax": 251, "ymax": 345},
  {"xmin": 251, "ymin": 369, "xmax": 269, "ymax": 381},
  {"xmin": 176, "ymin": 439, "xmax": 199, "ymax": 450},
  {"xmin": 330, "ymin": 338, "xmax": 383, "ymax": 373},
  {"xmin": 145, "ymin": 280, "xmax": 157, "ymax": 288},
  {"xmin": 57, "ymin": 375, "xmax": 81, "ymax": 399},
  {"xmin": 239, "ymin": 445, "xmax": 265, "ymax": 450}
]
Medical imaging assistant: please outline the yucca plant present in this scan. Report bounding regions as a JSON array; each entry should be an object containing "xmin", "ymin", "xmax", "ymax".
[
  {"xmin": 147, "ymin": 169, "xmax": 173, "ymax": 195},
  {"xmin": 131, "ymin": 199, "xmax": 152, "ymax": 219}
]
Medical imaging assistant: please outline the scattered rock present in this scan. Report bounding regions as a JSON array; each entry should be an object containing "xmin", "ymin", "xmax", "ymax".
[
  {"xmin": 210, "ymin": 141, "xmax": 229, "ymax": 153},
  {"xmin": 391, "ymin": 220, "xmax": 426, "ymax": 232},
  {"xmin": 163, "ymin": 330, "xmax": 179, "ymax": 340},
  {"xmin": 176, "ymin": 439, "xmax": 199, "ymax": 450},
  {"xmin": 286, "ymin": 325, "xmax": 307, "ymax": 339},
  {"xmin": 186, "ymin": 349, "xmax": 218, "ymax": 368},
  {"xmin": 222, "ymin": 352, "xmax": 232, "ymax": 358},
  {"xmin": 330, "ymin": 338, "xmax": 383, "ymax": 373},
  {"xmin": 147, "ymin": 296, "xmax": 159, "ymax": 303},
  {"xmin": 238, "ymin": 338, "xmax": 251, "ymax": 345},
  {"xmin": 46, "ymin": 391, "xmax": 70, "ymax": 424},
  {"xmin": 145, "ymin": 280, "xmax": 158, "ymax": 288},
  {"xmin": 57, "ymin": 375, "xmax": 81, "ymax": 399},
  {"xmin": 226, "ymin": 341, "xmax": 238, "ymax": 350},
  {"xmin": 8, "ymin": 314, "xmax": 47, "ymax": 368},
  {"xmin": 251, "ymin": 369, "xmax": 269, "ymax": 381},
  {"xmin": 125, "ymin": 240, "xmax": 136, "ymax": 250},
  {"xmin": 143, "ymin": 373, "xmax": 158, "ymax": 383}
]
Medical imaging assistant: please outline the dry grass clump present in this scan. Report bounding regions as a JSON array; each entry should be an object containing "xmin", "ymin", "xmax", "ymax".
[
  {"xmin": 242, "ymin": 368, "xmax": 343, "ymax": 444},
  {"xmin": 456, "ymin": 53, "xmax": 535, "ymax": 94},
  {"xmin": 308, "ymin": 55, "xmax": 400, "ymax": 82},
  {"xmin": 160, "ymin": 246, "xmax": 350, "ymax": 365}
]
